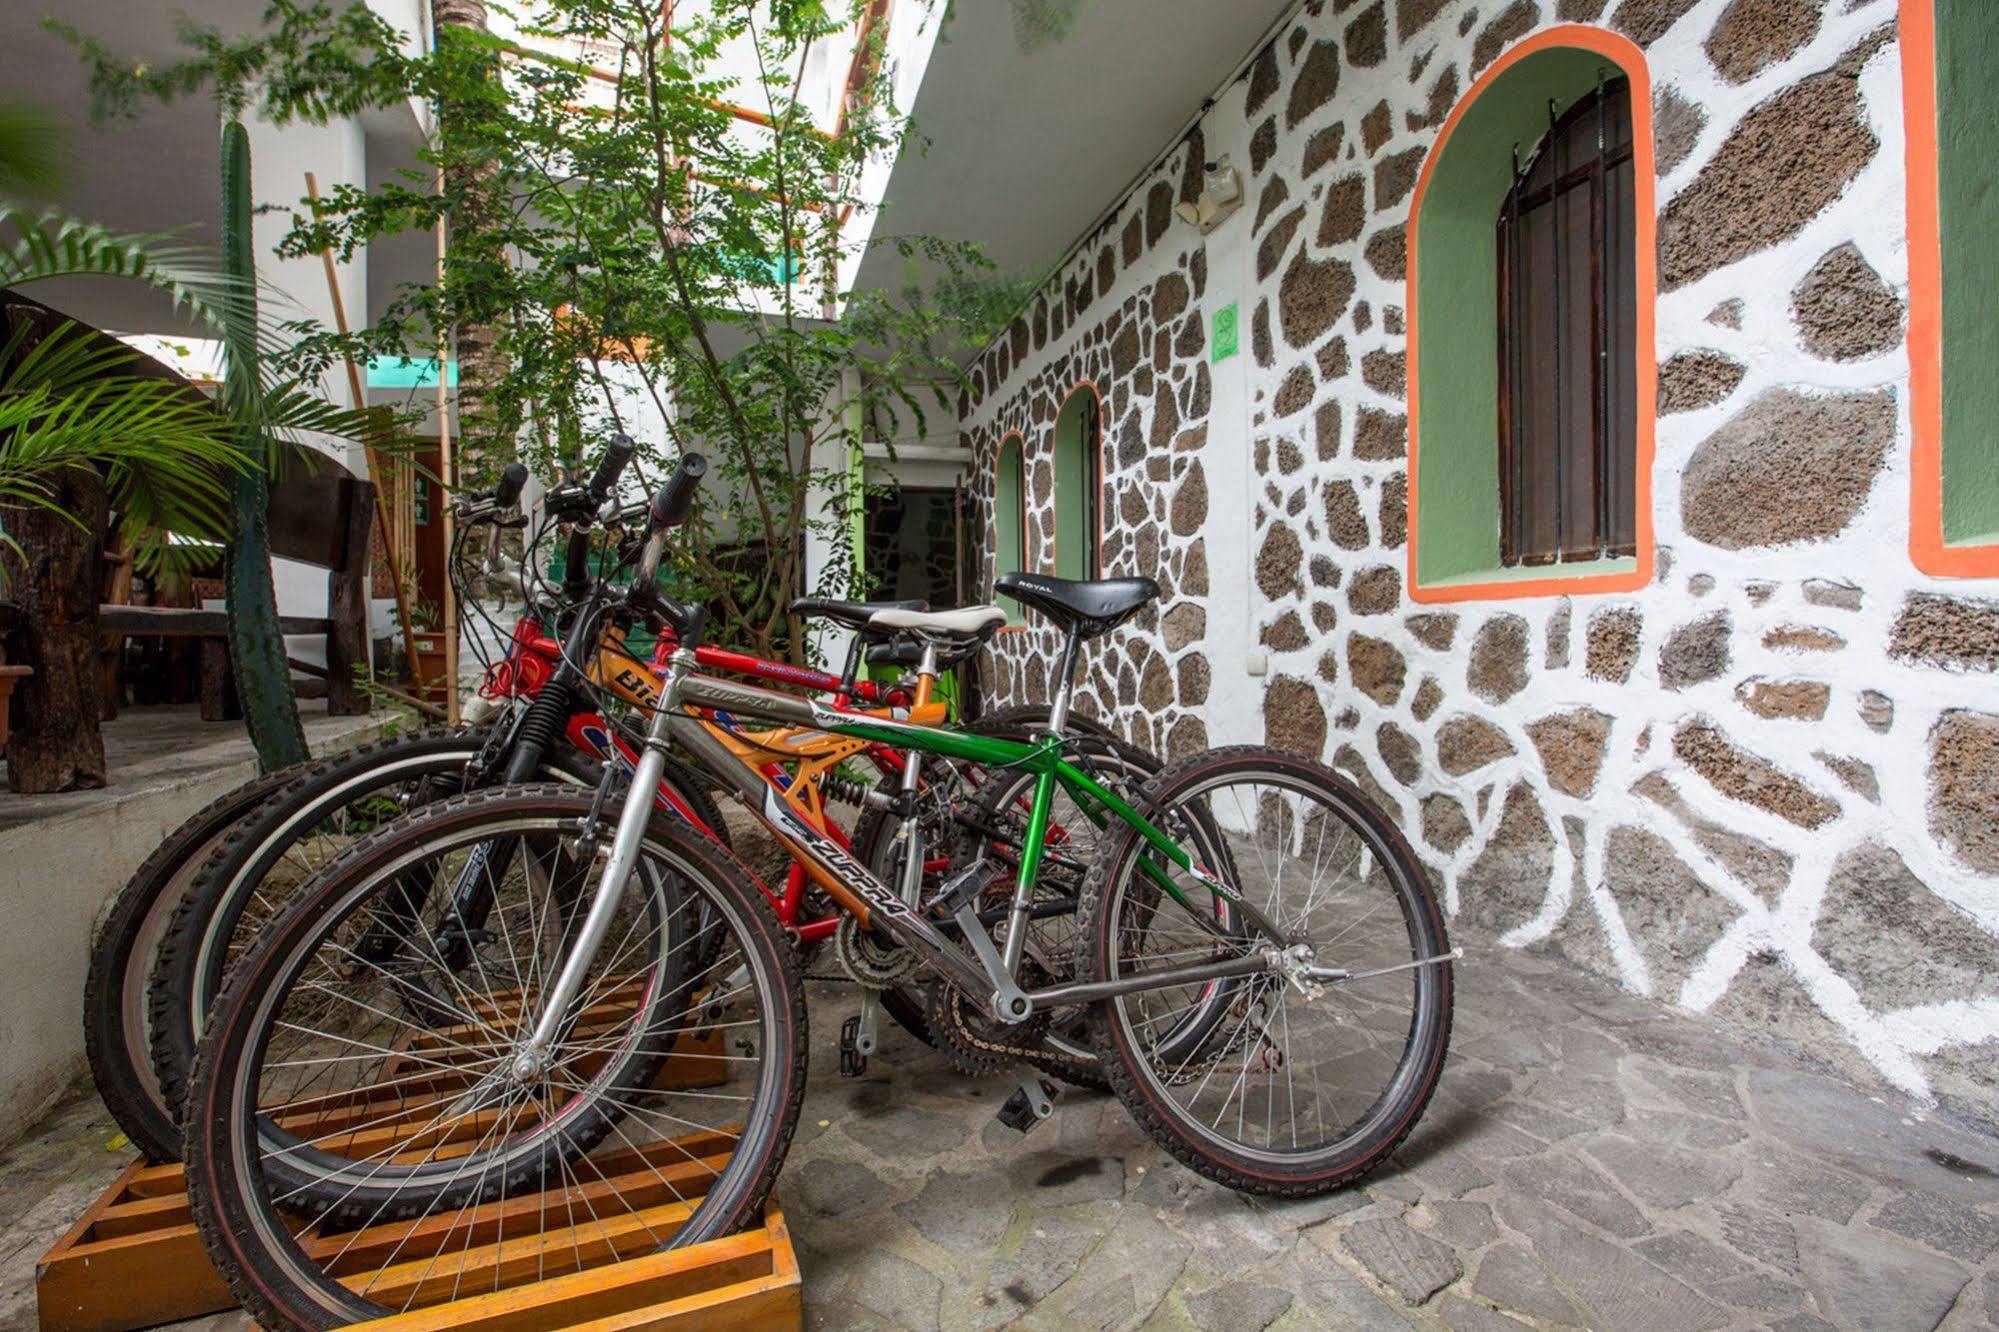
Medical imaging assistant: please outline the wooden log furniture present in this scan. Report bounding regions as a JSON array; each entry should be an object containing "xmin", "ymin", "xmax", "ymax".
[
  {"xmin": 1, "ymin": 287, "xmax": 378, "ymax": 788},
  {"xmin": 97, "ymin": 453, "xmax": 378, "ymax": 721}
]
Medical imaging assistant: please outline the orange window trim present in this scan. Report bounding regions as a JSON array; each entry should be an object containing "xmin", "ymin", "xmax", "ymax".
[
  {"xmin": 1902, "ymin": 0, "xmax": 1999, "ymax": 576},
  {"xmin": 1403, "ymin": 24, "xmax": 1659, "ymax": 605}
]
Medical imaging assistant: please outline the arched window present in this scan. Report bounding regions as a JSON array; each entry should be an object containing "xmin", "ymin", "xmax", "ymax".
[
  {"xmin": 994, "ymin": 434, "xmax": 1026, "ymax": 617},
  {"xmin": 1905, "ymin": 0, "xmax": 1999, "ymax": 575},
  {"xmin": 1052, "ymin": 384, "xmax": 1102, "ymax": 580},
  {"xmin": 1407, "ymin": 28, "xmax": 1655, "ymax": 602}
]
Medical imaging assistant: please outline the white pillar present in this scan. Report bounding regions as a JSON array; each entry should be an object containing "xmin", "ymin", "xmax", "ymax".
[{"xmin": 1189, "ymin": 83, "xmax": 1260, "ymax": 748}]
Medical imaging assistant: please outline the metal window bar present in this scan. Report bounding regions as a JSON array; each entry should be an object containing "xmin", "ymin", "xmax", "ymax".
[
  {"xmin": 1592, "ymin": 73, "xmax": 1611, "ymax": 556},
  {"xmin": 1497, "ymin": 76, "xmax": 1633, "ymax": 568},
  {"xmin": 1547, "ymin": 96, "xmax": 1566, "ymax": 562}
]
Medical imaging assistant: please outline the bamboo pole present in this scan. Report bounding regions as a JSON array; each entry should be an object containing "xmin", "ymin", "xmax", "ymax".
[
  {"xmin": 303, "ymin": 171, "xmax": 423, "ymax": 695},
  {"xmin": 437, "ymin": 166, "xmax": 461, "ymax": 725}
]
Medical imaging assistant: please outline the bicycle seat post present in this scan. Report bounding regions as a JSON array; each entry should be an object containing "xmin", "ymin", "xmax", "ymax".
[{"xmin": 1045, "ymin": 626, "xmax": 1084, "ymax": 737}]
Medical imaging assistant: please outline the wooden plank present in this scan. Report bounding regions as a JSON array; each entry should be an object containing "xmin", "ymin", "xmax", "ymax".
[
  {"xmin": 98, "ymin": 606, "xmax": 334, "ymax": 637},
  {"xmin": 37, "ymin": 1062, "xmax": 765, "ymax": 1332},
  {"xmin": 345, "ymin": 1217, "xmax": 791, "ymax": 1331},
  {"xmin": 308, "ymin": 1149, "xmax": 730, "ymax": 1278},
  {"xmin": 34, "ymin": 1156, "xmax": 236, "ymax": 1332},
  {"xmin": 570, "ymin": 1272, "xmax": 800, "ymax": 1332},
  {"xmin": 40, "ymin": 1187, "xmax": 793, "ymax": 1332},
  {"xmin": 327, "ymin": 477, "xmax": 375, "ymax": 715}
]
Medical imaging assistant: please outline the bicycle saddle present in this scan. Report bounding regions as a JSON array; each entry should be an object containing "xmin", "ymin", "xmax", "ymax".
[
  {"xmin": 993, "ymin": 572, "xmax": 1158, "ymax": 639},
  {"xmin": 868, "ymin": 604, "xmax": 1009, "ymax": 643},
  {"xmin": 790, "ymin": 596, "xmax": 927, "ymax": 635}
]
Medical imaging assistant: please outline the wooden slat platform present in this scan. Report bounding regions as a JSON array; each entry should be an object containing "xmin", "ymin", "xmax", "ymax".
[{"xmin": 34, "ymin": 1024, "xmax": 793, "ymax": 1332}]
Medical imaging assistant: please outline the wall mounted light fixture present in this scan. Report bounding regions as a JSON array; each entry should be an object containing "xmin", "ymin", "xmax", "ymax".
[{"xmin": 1174, "ymin": 156, "xmax": 1245, "ymax": 234}]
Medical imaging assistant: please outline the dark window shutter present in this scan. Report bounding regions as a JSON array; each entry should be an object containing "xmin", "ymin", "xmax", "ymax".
[{"xmin": 1497, "ymin": 78, "xmax": 1637, "ymax": 567}]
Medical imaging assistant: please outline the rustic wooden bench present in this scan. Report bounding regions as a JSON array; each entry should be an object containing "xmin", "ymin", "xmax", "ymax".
[{"xmin": 98, "ymin": 456, "xmax": 376, "ymax": 720}]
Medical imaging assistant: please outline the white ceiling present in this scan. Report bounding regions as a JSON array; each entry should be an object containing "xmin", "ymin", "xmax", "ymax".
[
  {"xmin": 853, "ymin": 0, "xmax": 1294, "ymax": 298},
  {"xmin": 8, "ymin": 0, "xmax": 1297, "ymax": 345}
]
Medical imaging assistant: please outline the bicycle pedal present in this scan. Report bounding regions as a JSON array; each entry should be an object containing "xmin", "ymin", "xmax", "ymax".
[
  {"xmin": 995, "ymin": 1073, "xmax": 1058, "ymax": 1134},
  {"xmin": 838, "ymin": 1014, "xmax": 868, "ymax": 1078}
]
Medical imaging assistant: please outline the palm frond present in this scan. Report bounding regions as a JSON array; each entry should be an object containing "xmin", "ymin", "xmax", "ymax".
[
  {"xmin": 0, "ymin": 322, "xmax": 246, "ymax": 574},
  {"xmin": 0, "ymin": 208, "xmax": 261, "ymax": 335},
  {"xmin": 2, "ymin": 208, "xmax": 403, "ymax": 467},
  {"xmin": 0, "ymin": 102, "xmax": 68, "ymax": 197}
]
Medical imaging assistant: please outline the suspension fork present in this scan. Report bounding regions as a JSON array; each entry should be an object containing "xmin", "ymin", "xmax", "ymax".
[
  {"xmin": 439, "ymin": 604, "xmax": 601, "ymax": 949},
  {"xmin": 1000, "ymin": 764, "xmax": 1056, "ymax": 974},
  {"xmin": 354, "ymin": 696, "xmax": 546, "ymax": 965}
]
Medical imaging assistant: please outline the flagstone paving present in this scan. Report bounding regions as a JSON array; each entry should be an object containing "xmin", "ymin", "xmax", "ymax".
[{"xmin": 0, "ymin": 935, "xmax": 1994, "ymax": 1330}]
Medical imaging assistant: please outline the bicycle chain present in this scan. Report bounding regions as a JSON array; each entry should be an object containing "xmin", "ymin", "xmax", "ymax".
[{"xmin": 925, "ymin": 980, "xmax": 1061, "ymax": 1077}]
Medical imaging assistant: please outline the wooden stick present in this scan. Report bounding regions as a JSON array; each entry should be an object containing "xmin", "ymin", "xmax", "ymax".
[
  {"xmin": 436, "ymin": 166, "xmax": 462, "ymax": 725},
  {"xmin": 374, "ymin": 678, "xmax": 451, "ymax": 722},
  {"xmin": 303, "ymin": 172, "xmax": 424, "ymax": 699}
]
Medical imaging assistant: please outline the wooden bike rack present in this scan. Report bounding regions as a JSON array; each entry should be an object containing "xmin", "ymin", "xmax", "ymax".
[{"xmin": 38, "ymin": 1005, "xmax": 799, "ymax": 1331}]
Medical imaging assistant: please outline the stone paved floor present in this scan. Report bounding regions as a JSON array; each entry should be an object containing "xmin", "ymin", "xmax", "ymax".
[{"xmin": 2, "ymin": 937, "xmax": 1995, "ymax": 1331}]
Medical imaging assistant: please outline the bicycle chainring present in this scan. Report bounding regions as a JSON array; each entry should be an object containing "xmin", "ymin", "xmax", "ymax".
[{"xmin": 924, "ymin": 975, "xmax": 1055, "ymax": 1078}]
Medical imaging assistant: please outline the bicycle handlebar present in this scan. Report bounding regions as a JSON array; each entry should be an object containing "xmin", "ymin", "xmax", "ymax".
[
  {"xmin": 493, "ymin": 461, "xmax": 529, "ymax": 509},
  {"xmin": 648, "ymin": 452, "xmax": 707, "ymax": 529},
  {"xmin": 587, "ymin": 434, "xmax": 635, "ymax": 506},
  {"xmin": 630, "ymin": 452, "xmax": 708, "ymax": 639}
]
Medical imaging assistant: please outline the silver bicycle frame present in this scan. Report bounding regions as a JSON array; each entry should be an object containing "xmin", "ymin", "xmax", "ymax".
[{"xmin": 520, "ymin": 650, "xmax": 1282, "ymax": 1037}]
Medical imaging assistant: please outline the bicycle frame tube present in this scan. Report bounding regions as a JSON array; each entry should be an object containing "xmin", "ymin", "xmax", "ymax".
[{"xmin": 663, "ymin": 666, "xmax": 1288, "ymax": 1011}]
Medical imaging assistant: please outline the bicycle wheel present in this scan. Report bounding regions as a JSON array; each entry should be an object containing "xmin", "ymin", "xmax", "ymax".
[
  {"xmin": 147, "ymin": 728, "xmax": 590, "ymax": 1132},
  {"xmin": 1079, "ymin": 746, "xmax": 1452, "ymax": 1196},
  {"xmin": 182, "ymin": 784, "xmax": 806, "ymax": 1329},
  {"xmin": 149, "ymin": 727, "xmax": 728, "ymax": 1135},
  {"xmin": 84, "ymin": 766, "xmax": 298, "ymax": 1161}
]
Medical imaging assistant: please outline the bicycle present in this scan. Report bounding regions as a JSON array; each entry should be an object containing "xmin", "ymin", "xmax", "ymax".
[
  {"xmin": 115, "ymin": 440, "xmax": 1152, "ymax": 1156},
  {"xmin": 179, "ymin": 454, "xmax": 1455, "ymax": 1328}
]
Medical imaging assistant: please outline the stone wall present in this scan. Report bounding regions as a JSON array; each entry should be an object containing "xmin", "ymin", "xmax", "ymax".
[{"xmin": 960, "ymin": 0, "xmax": 1999, "ymax": 1131}]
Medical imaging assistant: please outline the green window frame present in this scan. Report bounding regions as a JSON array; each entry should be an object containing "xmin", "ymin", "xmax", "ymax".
[
  {"xmin": 1052, "ymin": 384, "xmax": 1101, "ymax": 580},
  {"xmin": 994, "ymin": 433, "xmax": 1026, "ymax": 618},
  {"xmin": 1407, "ymin": 33, "xmax": 1656, "ymax": 603}
]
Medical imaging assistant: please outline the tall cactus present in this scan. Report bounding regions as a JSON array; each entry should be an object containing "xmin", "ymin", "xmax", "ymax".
[{"xmin": 219, "ymin": 119, "xmax": 309, "ymax": 771}]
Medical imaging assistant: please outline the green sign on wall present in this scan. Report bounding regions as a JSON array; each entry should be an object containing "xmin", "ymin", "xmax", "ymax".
[{"xmin": 1212, "ymin": 302, "xmax": 1239, "ymax": 362}]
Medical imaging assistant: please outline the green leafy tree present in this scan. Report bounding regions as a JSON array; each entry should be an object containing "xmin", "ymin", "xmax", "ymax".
[{"xmin": 68, "ymin": 0, "xmax": 1027, "ymax": 663}]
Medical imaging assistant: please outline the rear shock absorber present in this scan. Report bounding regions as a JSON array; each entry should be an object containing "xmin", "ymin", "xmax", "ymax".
[{"xmin": 821, "ymin": 772, "xmax": 897, "ymax": 812}]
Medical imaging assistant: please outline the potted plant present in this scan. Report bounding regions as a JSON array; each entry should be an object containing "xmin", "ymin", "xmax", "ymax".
[{"xmin": 407, "ymin": 597, "xmax": 448, "ymax": 703}]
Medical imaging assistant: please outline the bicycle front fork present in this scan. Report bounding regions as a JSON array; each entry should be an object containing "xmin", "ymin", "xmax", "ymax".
[{"xmin": 511, "ymin": 662, "xmax": 685, "ymax": 1077}]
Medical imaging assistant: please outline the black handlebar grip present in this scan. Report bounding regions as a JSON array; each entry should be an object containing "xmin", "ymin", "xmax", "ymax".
[
  {"xmin": 587, "ymin": 433, "xmax": 636, "ymax": 502},
  {"xmin": 493, "ymin": 462, "xmax": 529, "ymax": 509},
  {"xmin": 650, "ymin": 452, "xmax": 708, "ymax": 528}
]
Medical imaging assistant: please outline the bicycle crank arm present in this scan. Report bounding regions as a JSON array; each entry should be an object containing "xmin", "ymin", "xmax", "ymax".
[
  {"xmin": 1023, "ymin": 951, "xmax": 1280, "ymax": 1009},
  {"xmin": 1304, "ymin": 947, "xmax": 1463, "ymax": 984}
]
